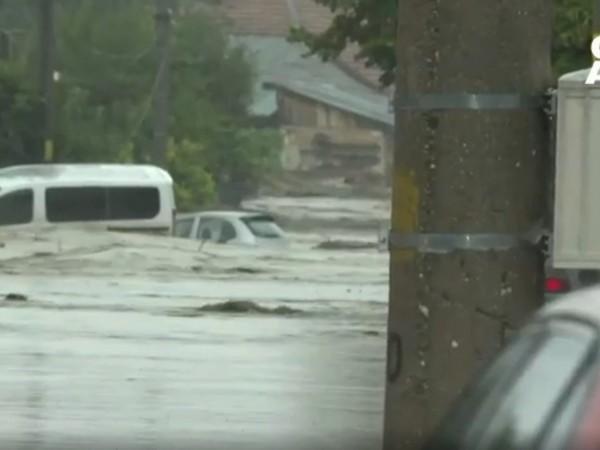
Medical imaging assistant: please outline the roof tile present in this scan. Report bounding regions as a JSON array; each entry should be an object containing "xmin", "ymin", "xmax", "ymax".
[{"xmin": 215, "ymin": 0, "xmax": 385, "ymax": 88}]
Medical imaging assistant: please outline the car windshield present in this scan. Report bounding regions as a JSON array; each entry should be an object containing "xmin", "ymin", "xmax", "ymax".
[{"xmin": 241, "ymin": 215, "xmax": 284, "ymax": 238}]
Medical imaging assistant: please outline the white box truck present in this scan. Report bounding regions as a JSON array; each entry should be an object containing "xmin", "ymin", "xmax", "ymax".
[{"xmin": 547, "ymin": 68, "xmax": 600, "ymax": 299}]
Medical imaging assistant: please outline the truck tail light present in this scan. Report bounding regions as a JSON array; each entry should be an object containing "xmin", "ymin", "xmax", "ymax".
[{"xmin": 544, "ymin": 276, "xmax": 570, "ymax": 293}]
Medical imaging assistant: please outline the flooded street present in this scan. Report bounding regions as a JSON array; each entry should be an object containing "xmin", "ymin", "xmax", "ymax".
[{"xmin": 0, "ymin": 197, "xmax": 389, "ymax": 449}]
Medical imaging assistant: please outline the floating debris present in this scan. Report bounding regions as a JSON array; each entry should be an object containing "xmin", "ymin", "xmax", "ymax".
[
  {"xmin": 32, "ymin": 252, "xmax": 53, "ymax": 258},
  {"xmin": 226, "ymin": 267, "xmax": 264, "ymax": 275},
  {"xmin": 199, "ymin": 300, "xmax": 301, "ymax": 315},
  {"xmin": 315, "ymin": 240, "xmax": 376, "ymax": 251},
  {"xmin": 4, "ymin": 293, "xmax": 28, "ymax": 302},
  {"xmin": 169, "ymin": 300, "xmax": 304, "ymax": 317},
  {"xmin": 362, "ymin": 330, "xmax": 381, "ymax": 336}
]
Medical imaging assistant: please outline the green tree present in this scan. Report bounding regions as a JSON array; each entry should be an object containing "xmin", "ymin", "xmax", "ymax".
[
  {"xmin": 0, "ymin": 63, "xmax": 43, "ymax": 167},
  {"xmin": 0, "ymin": 0, "xmax": 282, "ymax": 209},
  {"xmin": 168, "ymin": 7, "xmax": 282, "ymax": 207},
  {"xmin": 0, "ymin": 1, "xmax": 43, "ymax": 168},
  {"xmin": 289, "ymin": 0, "xmax": 594, "ymax": 86},
  {"xmin": 166, "ymin": 139, "xmax": 215, "ymax": 211},
  {"xmin": 35, "ymin": 0, "xmax": 279, "ymax": 209},
  {"xmin": 54, "ymin": 0, "xmax": 156, "ymax": 163},
  {"xmin": 553, "ymin": 0, "xmax": 592, "ymax": 75},
  {"xmin": 289, "ymin": 0, "xmax": 396, "ymax": 86}
]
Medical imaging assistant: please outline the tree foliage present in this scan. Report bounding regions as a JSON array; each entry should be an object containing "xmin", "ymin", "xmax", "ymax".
[
  {"xmin": 0, "ymin": 0, "xmax": 282, "ymax": 209},
  {"xmin": 289, "ymin": 0, "xmax": 396, "ymax": 86},
  {"xmin": 0, "ymin": 63, "xmax": 43, "ymax": 167},
  {"xmin": 290, "ymin": 0, "xmax": 594, "ymax": 87},
  {"xmin": 553, "ymin": 0, "xmax": 592, "ymax": 75}
]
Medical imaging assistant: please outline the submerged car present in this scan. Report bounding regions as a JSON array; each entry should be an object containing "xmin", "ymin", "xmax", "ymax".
[
  {"xmin": 422, "ymin": 286, "xmax": 600, "ymax": 450},
  {"xmin": 174, "ymin": 210, "xmax": 288, "ymax": 247}
]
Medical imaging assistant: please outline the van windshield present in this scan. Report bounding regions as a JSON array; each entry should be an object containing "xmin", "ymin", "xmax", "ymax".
[{"xmin": 241, "ymin": 215, "xmax": 284, "ymax": 239}]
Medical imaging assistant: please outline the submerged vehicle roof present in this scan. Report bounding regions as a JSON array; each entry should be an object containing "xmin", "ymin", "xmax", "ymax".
[{"xmin": 176, "ymin": 209, "xmax": 277, "ymax": 220}]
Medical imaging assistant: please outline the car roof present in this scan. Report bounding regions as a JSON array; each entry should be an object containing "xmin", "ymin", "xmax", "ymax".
[{"xmin": 539, "ymin": 286, "xmax": 600, "ymax": 327}]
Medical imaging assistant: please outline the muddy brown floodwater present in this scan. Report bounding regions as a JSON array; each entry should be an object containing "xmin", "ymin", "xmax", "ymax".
[{"xmin": 0, "ymin": 197, "xmax": 390, "ymax": 449}]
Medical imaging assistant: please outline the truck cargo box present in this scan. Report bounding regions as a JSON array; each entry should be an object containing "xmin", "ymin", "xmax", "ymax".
[{"xmin": 553, "ymin": 68, "xmax": 600, "ymax": 268}]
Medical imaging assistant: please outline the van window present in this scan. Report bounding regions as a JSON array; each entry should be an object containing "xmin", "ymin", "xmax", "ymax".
[
  {"xmin": 46, "ymin": 186, "xmax": 160, "ymax": 222},
  {"xmin": 46, "ymin": 187, "xmax": 105, "ymax": 222},
  {"xmin": 106, "ymin": 187, "xmax": 160, "ymax": 220},
  {"xmin": 0, "ymin": 189, "xmax": 34, "ymax": 225}
]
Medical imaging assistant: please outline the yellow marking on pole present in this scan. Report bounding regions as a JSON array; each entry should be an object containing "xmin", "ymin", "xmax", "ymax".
[
  {"xmin": 390, "ymin": 169, "xmax": 419, "ymax": 262},
  {"xmin": 44, "ymin": 139, "xmax": 54, "ymax": 162}
]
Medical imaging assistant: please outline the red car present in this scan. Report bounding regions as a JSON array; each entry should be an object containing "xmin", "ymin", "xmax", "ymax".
[{"xmin": 423, "ymin": 287, "xmax": 600, "ymax": 450}]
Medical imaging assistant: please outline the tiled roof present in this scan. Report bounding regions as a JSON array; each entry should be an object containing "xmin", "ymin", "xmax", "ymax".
[
  {"xmin": 214, "ymin": 0, "xmax": 385, "ymax": 89},
  {"xmin": 232, "ymin": 35, "xmax": 392, "ymax": 125},
  {"xmin": 265, "ymin": 79, "xmax": 393, "ymax": 126},
  {"xmin": 217, "ymin": 0, "xmax": 292, "ymax": 36}
]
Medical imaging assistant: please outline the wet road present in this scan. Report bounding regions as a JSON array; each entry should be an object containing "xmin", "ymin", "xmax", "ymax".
[{"xmin": 0, "ymin": 200, "xmax": 389, "ymax": 449}]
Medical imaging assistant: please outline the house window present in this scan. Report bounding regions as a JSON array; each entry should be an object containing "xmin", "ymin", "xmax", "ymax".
[{"xmin": 0, "ymin": 189, "xmax": 34, "ymax": 225}]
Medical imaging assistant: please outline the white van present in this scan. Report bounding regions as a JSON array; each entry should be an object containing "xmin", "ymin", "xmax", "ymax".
[{"xmin": 0, "ymin": 164, "xmax": 176, "ymax": 234}]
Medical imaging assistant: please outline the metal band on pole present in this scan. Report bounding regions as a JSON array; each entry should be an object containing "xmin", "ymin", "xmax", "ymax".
[
  {"xmin": 387, "ymin": 228, "xmax": 544, "ymax": 254},
  {"xmin": 394, "ymin": 93, "xmax": 543, "ymax": 111}
]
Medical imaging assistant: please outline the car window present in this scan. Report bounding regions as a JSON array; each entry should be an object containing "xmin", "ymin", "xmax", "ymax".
[
  {"xmin": 217, "ymin": 220, "xmax": 237, "ymax": 243},
  {"xmin": 242, "ymin": 215, "xmax": 283, "ymax": 238},
  {"xmin": 174, "ymin": 217, "xmax": 194, "ymax": 238},
  {"xmin": 541, "ymin": 368, "xmax": 596, "ymax": 450},
  {"xmin": 0, "ymin": 189, "xmax": 34, "ymax": 225},
  {"xmin": 572, "ymin": 373, "xmax": 600, "ymax": 450},
  {"xmin": 425, "ymin": 321, "xmax": 597, "ymax": 450},
  {"xmin": 424, "ymin": 327, "xmax": 541, "ymax": 450},
  {"xmin": 479, "ymin": 327, "xmax": 595, "ymax": 449},
  {"xmin": 197, "ymin": 218, "xmax": 224, "ymax": 242}
]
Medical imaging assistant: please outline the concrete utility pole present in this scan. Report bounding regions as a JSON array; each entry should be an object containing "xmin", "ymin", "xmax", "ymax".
[
  {"xmin": 39, "ymin": 0, "xmax": 55, "ymax": 162},
  {"xmin": 384, "ymin": 1, "xmax": 552, "ymax": 449},
  {"xmin": 153, "ymin": 0, "xmax": 171, "ymax": 169}
]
